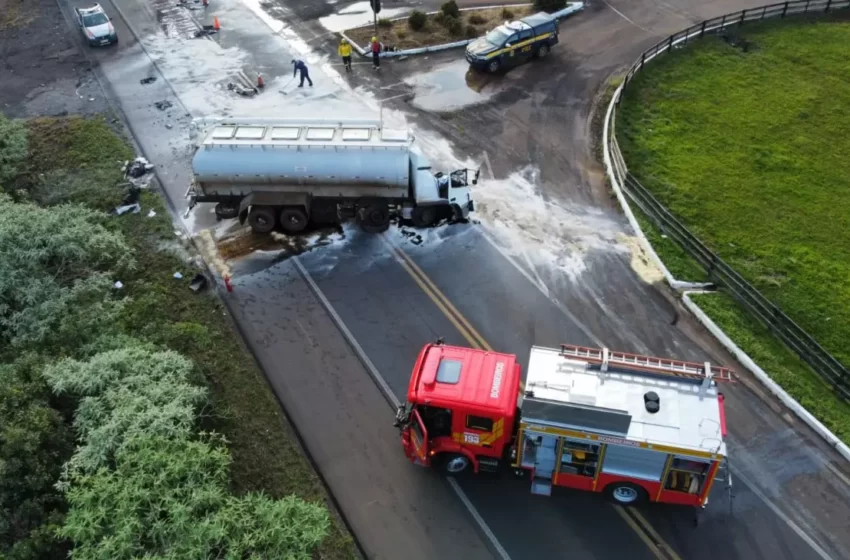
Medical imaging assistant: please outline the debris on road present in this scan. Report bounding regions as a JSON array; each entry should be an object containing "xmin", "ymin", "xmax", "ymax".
[
  {"xmin": 123, "ymin": 157, "xmax": 155, "ymax": 178},
  {"xmin": 154, "ymin": 100, "xmax": 173, "ymax": 110},
  {"xmin": 115, "ymin": 203, "xmax": 141, "ymax": 216},
  {"xmin": 194, "ymin": 28, "xmax": 218, "ymax": 37},
  {"xmin": 227, "ymin": 82, "xmax": 258, "ymax": 97},
  {"xmin": 189, "ymin": 273, "xmax": 208, "ymax": 292},
  {"xmin": 140, "ymin": 76, "xmax": 157, "ymax": 85},
  {"xmin": 399, "ymin": 228, "xmax": 424, "ymax": 245}
]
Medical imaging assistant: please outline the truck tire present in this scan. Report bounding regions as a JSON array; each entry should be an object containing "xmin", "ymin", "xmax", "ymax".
[
  {"xmin": 411, "ymin": 206, "xmax": 438, "ymax": 228},
  {"xmin": 215, "ymin": 201, "xmax": 240, "ymax": 221},
  {"xmin": 604, "ymin": 482, "xmax": 648, "ymax": 506},
  {"xmin": 247, "ymin": 206, "xmax": 276, "ymax": 234},
  {"xmin": 536, "ymin": 43, "xmax": 550, "ymax": 59},
  {"xmin": 487, "ymin": 59, "xmax": 501, "ymax": 73},
  {"xmin": 358, "ymin": 203, "xmax": 390, "ymax": 233},
  {"xmin": 279, "ymin": 207, "xmax": 308, "ymax": 234},
  {"xmin": 438, "ymin": 453, "xmax": 471, "ymax": 476}
]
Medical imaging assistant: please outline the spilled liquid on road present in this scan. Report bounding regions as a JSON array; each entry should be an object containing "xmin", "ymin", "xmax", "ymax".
[{"xmin": 405, "ymin": 60, "xmax": 504, "ymax": 113}]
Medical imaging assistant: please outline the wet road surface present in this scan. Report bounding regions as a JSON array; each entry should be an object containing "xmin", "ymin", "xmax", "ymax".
[{"xmin": 57, "ymin": 0, "xmax": 850, "ymax": 557}]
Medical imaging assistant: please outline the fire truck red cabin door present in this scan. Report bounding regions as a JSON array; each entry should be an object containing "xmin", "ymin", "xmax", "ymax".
[{"xmin": 409, "ymin": 409, "xmax": 430, "ymax": 467}]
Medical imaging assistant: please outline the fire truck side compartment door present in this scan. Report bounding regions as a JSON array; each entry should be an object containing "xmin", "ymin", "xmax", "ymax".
[{"xmin": 410, "ymin": 409, "xmax": 429, "ymax": 463}]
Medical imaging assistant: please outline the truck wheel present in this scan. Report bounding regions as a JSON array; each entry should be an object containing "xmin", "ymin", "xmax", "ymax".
[
  {"xmin": 604, "ymin": 482, "xmax": 648, "ymax": 506},
  {"xmin": 411, "ymin": 206, "xmax": 438, "ymax": 228},
  {"xmin": 215, "ymin": 201, "xmax": 240, "ymax": 221},
  {"xmin": 536, "ymin": 44, "xmax": 550, "ymax": 59},
  {"xmin": 358, "ymin": 204, "xmax": 390, "ymax": 233},
  {"xmin": 487, "ymin": 59, "xmax": 500, "ymax": 73},
  {"xmin": 279, "ymin": 207, "xmax": 308, "ymax": 234},
  {"xmin": 247, "ymin": 207, "xmax": 276, "ymax": 234},
  {"xmin": 438, "ymin": 453, "xmax": 471, "ymax": 476}
]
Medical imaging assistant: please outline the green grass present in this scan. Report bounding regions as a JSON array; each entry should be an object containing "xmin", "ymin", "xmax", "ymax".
[
  {"xmin": 617, "ymin": 19, "xmax": 850, "ymax": 366},
  {"xmin": 691, "ymin": 291, "xmax": 850, "ymax": 442},
  {"xmin": 25, "ymin": 116, "xmax": 357, "ymax": 559}
]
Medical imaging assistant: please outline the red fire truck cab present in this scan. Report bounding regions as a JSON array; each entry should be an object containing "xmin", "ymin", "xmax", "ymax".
[{"xmin": 395, "ymin": 341, "xmax": 732, "ymax": 507}]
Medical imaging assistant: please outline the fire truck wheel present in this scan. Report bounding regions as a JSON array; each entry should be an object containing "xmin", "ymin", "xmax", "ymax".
[
  {"xmin": 604, "ymin": 482, "xmax": 648, "ymax": 506},
  {"xmin": 247, "ymin": 206, "xmax": 276, "ymax": 234},
  {"xmin": 438, "ymin": 453, "xmax": 471, "ymax": 475}
]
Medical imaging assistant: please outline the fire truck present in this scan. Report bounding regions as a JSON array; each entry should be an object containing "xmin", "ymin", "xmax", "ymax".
[{"xmin": 394, "ymin": 341, "xmax": 732, "ymax": 507}]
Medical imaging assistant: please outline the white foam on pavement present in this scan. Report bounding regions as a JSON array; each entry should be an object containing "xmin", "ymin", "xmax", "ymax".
[{"xmin": 319, "ymin": 1, "xmax": 408, "ymax": 33}]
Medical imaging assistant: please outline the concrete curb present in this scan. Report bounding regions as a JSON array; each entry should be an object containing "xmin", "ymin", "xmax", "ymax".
[
  {"xmin": 602, "ymin": 87, "xmax": 709, "ymax": 293},
  {"xmin": 601, "ymin": 57, "xmax": 850, "ymax": 463},
  {"xmin": 682, "ymin": 292, "xmax": 850, "ymax": 462},
  {"xmin": 341, "ymin": 2, "xmax": 583, "ymax": 59}
]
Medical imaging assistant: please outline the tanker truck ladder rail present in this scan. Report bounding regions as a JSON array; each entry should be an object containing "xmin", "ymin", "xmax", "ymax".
[{"xmin": 559, "ymin": 344, "xmax": 735, "ymax": 384}]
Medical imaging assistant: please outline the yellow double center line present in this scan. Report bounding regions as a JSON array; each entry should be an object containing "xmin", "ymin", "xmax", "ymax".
[{"xmin": 382, "ymin": 234, "xmax": 681, "ymax": 560}]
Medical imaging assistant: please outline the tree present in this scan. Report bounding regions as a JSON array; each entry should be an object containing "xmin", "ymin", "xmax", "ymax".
[
  {"xmin": 59, "ymin": 434, "xmax": 330, "ymax": 560},
  {"xmin": 440, "ymin": 0, "xmax": 460, "ymax": 18},
  {"xmin": 43, "ymin": 346, "xmax": 206, "ymax": 476},
  {"xmin": 0, "ymin": 356, "xmax": 73, "ymax": 560},
  {"xmin": 0, "ymin": 195, "xmax": 133, "ymax": 355},
  {"xmin": 0, "ymin": 114, "xmax": 27, "ymax": 185},
  {"xmin": 408, "ymin": 10, "xmax": 427, "ymax": 31}
]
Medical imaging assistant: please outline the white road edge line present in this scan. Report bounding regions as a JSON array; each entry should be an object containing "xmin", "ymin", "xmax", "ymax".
[
  {"xmin": 599, "ymin": 0, "xmax": 654, "ymax": 34},
  {"xmin": 731, "ymin": 467, "xmax": 835, "ymax": 560},
  {"xmin": 291, "ymin": 256, "xmax": 514, "ymax": 560}
]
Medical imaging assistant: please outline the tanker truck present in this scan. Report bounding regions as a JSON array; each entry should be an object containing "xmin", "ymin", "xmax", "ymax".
[{"xmin": 186, "ymin": 118, "xmax": 478, "ymax": 234}]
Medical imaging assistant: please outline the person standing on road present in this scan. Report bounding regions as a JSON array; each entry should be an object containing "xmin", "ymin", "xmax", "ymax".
[
  {"xmin": 291, "ymin": 59, "xmax": 313, "ymax": 87},
  {"xmin": 338, "ymin": 38, "xmax": 352, "ymax": 72},
  {"xmin": 370, "ymin": 36, "xmax": 381, "ymax": 70}
]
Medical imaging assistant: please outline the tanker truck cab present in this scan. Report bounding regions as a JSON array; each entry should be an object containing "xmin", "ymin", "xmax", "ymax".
[
  {"xmin": 407, "ymin": 147, "xmax": 478, "ymax": 228},
  {"xmin": 395, "ymin": 340, "xmax": 522, "ymax": 475}
]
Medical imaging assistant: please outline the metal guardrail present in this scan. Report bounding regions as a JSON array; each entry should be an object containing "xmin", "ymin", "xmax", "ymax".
[{"xmin": 606, "ymin": 0, "xmax": 850, "ymax": 401}]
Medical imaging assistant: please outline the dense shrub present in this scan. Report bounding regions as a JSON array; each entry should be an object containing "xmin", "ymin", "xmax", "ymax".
[
  {"xmin": 440, "ymin": 0, "xmax": 460, "ymax": 18},
  {"xmin": 446, "ymin": 17, "xmax": 464, "ymax": 37},
  {"xmin": 468, "ymin": 14, "xmax": 486, "ymax": 25},
  {"xmin": 501, "ymin": 7, "xmax": 514, "ymax": 19},
  {"xmin": 408, "ymin": 10, "xmax": 427, "ymax": 30},
  {"xmin": 0, "ymin": 356, "xmax": 73, "ymax": 560},
  {"xmin": 465, "ymin": 24, "xmax": 479, "ymax": 39},
  {"xmin": 0, "ymin": 195, "xmax": 133, "ymax": 355},
  {"xmin": 377, "ymin": 17, "xmax": 392, "ymax": 27}
]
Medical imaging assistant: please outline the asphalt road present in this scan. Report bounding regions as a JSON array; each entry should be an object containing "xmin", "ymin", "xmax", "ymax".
[{"xmin": 53, "ymin": 0, "xmax": 850, "ymax": 558}]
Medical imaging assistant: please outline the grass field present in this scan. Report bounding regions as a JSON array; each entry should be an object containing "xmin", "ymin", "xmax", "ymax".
[
  {"xmin": 24, "ymin": 116, "xmax": 357, "ymax": 559},
  {"xmin": 346, "ymin": 5, "xmax": 532, "ymax": 50},
  {"xmin": 617, "ymin": 19, "xmax": 850, "ymax": 364}
]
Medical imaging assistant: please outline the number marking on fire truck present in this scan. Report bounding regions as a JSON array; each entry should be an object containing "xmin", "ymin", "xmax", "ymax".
[
  {"xmin": 463, "ymin": 432, "xmax": 481, "ymax": 444},
  {"xmin": 490, "ymin": 362, "xmax": 505, "ymax": 399}
]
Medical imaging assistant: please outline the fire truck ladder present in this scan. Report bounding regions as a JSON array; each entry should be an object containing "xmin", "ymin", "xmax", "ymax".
[{"xmin": 559, "ymin": 344, "xmax": 734, "ymax": 397}]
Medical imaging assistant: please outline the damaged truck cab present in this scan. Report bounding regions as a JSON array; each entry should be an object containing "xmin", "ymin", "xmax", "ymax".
[{"xmin": 186, "ymin": 118, "xmax": 478, "ymax": 234}]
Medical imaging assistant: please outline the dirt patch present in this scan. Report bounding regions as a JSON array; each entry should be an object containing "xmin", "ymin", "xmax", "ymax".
[
  {"xmin": 0, "ymin": 0, "xmax": 36, "ymax": 29},
  {"xmin": 0, "ymin": 0, "xmax": 109, "ymax": 118},
  {"xmin": 346, "ymin": 5, "xmax": 534, "ymax": 51}
]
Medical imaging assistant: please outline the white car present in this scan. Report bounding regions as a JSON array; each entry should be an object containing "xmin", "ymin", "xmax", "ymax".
[{"xmin": 75, "ymin": 4, "xmax": 117, "ymax": 47}]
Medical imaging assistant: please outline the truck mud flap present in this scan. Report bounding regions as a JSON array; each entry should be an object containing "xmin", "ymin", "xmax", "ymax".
[{"xmin": 238, "ymin": 194, "xmax": 254, "ymax": 225}]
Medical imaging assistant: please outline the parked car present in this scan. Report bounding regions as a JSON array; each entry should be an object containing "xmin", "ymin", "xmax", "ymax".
[
  {"xmin": 75, "ymin": 4, "xmax": 118, "ymax": 47},
  {"xmin": 466, "ymin": 12, "xmax": 559, "ymax": 73}
]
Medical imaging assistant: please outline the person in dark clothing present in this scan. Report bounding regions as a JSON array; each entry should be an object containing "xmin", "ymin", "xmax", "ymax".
[
  {"xmin": 370, "ymin": 37, "xmax": 380, "ymax": 70},
  {"xmin": 291, "ymin": 59, "xmax": 313, "ymax": 87}
]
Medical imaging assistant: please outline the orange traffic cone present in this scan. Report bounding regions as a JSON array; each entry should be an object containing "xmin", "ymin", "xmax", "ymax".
[
  {"xmin": 213, "ymin": 16, "xmax": 220, "ymax": 30},
  {"xmin": 257, "ymin": 73, "xmax": 264, "ymax": 89}
]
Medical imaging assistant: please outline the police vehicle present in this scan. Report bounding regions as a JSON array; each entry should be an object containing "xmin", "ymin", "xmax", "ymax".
[
  {"xmin": 75, "ymin": 4, "xmax": 118, "ymax": 47},
  {"xmin": 466, "ymin": 12, "xmax": 558, "ymax": 73}
]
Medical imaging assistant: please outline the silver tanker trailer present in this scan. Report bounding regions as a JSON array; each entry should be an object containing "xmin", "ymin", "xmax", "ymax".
[{"xmin": 186, "ymin": 118, "xmax": 478, "ymax": 234}]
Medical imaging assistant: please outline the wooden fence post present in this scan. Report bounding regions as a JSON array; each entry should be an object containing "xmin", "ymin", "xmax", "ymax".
[
  {"xmin": 781, "ymin": 2, "xmax": 788, "ymax": 17},
  {"xmin": 740, "ymin": 9, "xmax": 747, "ymax": 23}
]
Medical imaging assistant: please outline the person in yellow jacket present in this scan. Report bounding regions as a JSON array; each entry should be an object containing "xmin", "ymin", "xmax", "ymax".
[{"xmin": 338, "ymin": 38, "xmax": 352, "ymax": 72}]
